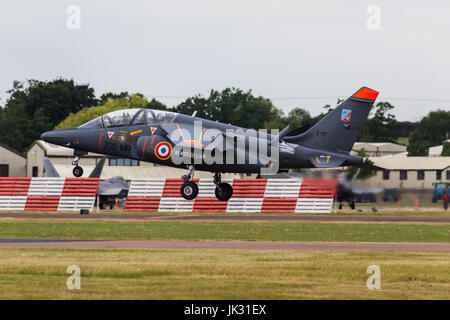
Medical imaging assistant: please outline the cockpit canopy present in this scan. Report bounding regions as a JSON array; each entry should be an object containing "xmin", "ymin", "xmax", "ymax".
[{"xmin": 78, "ymin": 108, "xmax": 177, "ymax": 129}]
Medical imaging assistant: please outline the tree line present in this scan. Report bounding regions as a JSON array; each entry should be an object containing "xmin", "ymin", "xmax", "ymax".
[{"xmin": 1, "ymin": 78, "xmax": 448, "ymax": 156}]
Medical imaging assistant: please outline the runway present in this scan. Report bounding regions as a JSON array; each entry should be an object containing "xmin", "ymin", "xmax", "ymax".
[
  {"xmin": 0, "ymin": 238, "xmax": 449, "ymax": 252},
  {"xmin": 1, "ymin": 212, "xmax": 449, "ymax": 223}
]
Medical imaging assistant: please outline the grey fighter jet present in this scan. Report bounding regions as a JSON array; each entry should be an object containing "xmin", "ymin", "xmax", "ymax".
[{"xmin": 41, "ymin": 87, "xmax": 379, "ymax": 201}]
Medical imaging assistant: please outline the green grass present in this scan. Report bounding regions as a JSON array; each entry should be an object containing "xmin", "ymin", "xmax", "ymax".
[
  {"xmin": 0, "ymin": 219, "xmax": 448, "ymax": 242},
  {"xmin": 0, "ymin": 248, "xmax": 448, "ymax": 299}
]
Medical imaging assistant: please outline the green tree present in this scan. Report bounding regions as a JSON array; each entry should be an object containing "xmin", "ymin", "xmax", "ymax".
[
  {"xmin": 173, "ymin": 88, "xmax": 281, "ymax": 129},
  {"xmin": 99, "ymin": 92, "xmax": 149, "ymax": 105},
  {"xmin": 263, "ymin": 110, "xmax": 285, "ymax": 130},
  {"xmin": 310, "ymin": 99, "xmax": 342, "ymax": 124},
  {"xmin": 0, "ymin": 79, "xmax": 97, "ymax": 152},
  {"xmin": 408, "ymin": 110, "xmax": 450, "ymax": 156},
  {"xmin": 99, "ymin": 91, "xmax": 130, "ymax": 104},
  {"xmin": 56, "ymin": 94, "xmax": 156, "ymax": 129},
  {"xmin": 359, "ymin": 101, "xmax": 398, "ymax": 142},
  {"xmin": 147, "ymin": 98, "xmax": 167, "ymax": 110},
  {"xmin": 441, "ymin": 141, "xmax": 450, "ymax": 156},
  {"xmin": 285, "ymin": 107, "xmax": 313, "ymax": 129}
]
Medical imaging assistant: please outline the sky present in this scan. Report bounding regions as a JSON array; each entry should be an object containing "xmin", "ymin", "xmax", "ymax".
[{"xmin": 0, "ymin": 0, "xmax": 449, "ymax": 121}]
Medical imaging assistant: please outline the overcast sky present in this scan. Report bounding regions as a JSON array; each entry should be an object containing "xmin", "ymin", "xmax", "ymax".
[{"xmin": 1, "ymin": 0, "xmax": 449, "ymax": 121}]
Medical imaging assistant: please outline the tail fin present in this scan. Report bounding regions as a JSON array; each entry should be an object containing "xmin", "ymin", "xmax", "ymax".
[{"xmin": 284, "ymin": 87, "xmax": 378, "ymax": 153}]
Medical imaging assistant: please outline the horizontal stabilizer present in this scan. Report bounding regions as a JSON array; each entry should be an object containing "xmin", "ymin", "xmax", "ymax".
[
  {"xmin": 271, "ymin": 125, "xmax": 290, "ymax": 143},
  {"xmin": 310, "ymin": 155, "xmax": 346, "ymax": 168},
  {"xmin": 310, "ymin": 153, "xmax": 365, "ymax": 168}
]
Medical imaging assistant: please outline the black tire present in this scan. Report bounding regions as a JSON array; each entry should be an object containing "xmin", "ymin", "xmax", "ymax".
[
  {"xmin": 180, "ymin": 181, "xmax": 199, "ymax": 200},
  {"xmin": 73, "ymin": 166, "xmax": 83, "ymax": 177},
  {"xmin": 215, "ymin": 183, "xmax": 233, "ymax": 201}
]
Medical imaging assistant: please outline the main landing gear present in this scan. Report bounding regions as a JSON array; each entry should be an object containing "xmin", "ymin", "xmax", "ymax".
[
  {"xmin": 72, "ymin": 156, "xmax": 84, "ymax": 177},
  {"xmin": 213, "ymin": 172, "xmax": 233, "ymax": 201},
  {"xmin": 179, "ymin": 168, "xmax": 233, "ymax": 202}
]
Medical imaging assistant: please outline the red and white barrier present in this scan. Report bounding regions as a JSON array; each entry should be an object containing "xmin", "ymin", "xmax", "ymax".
[
  {"xmin": 125, "ymin": 178, "xmax": 336, "ymax": 213},
  {"xmin": 0, "ymin": 178, "xmax": 31, "ymax": 210},
  {"xmin": 0, "ymin": 178, "xmax": 99, "ymax": 211}
]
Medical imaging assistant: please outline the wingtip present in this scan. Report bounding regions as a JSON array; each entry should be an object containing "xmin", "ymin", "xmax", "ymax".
[{"xmin": 352, "ymin": 87, "xmax": 379, "ymax": 101}]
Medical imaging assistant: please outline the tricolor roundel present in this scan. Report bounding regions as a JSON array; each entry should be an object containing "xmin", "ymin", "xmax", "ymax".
[
  {"xmin": 341, "ymin": 109, "xmax": 352, "ymax": 123},
  {"xmin": 154, "ymin": 141, "xmax": 172, "ymax": 160}
]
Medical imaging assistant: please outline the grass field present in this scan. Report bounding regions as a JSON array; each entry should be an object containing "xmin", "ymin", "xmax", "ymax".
[
  {"xmin": 0, "ymin": 248, "xmax": 448, "ymax": 299},
  {"xmin": 0, "ymin": 219, "xmax": 448, "ymax": 242},
  {"xmin": 0, "ymin": 212, "xmax": 448, "ymax": 299}
]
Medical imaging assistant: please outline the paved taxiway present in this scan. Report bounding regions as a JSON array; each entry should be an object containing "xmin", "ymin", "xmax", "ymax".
[{"xmin": 0, "ymin": 239, "xmax": 449, "ymax": 252}]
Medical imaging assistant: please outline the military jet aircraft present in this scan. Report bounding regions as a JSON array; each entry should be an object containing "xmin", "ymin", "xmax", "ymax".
[{"xmin": 41, "ymin": 87, "xmax": 379, "ymax": 201}]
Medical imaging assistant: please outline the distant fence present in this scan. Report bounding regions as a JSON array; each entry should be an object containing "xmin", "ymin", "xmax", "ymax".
[
  {"xmin": 125, "ymin": 178, "xmax": 337, "ymax": 213},
  {"xmin": 0, "ymin": 178, "xmax": 99, "ymax": 211}
]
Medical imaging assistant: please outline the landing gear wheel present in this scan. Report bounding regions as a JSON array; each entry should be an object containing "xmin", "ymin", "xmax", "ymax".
[
  {"xmin": 181, "ymin": 181, "xmax": 199, "ymax": 200},
  {"xmin": 73, "ymin": 166, "xmax": 83, "ymax": 177},
  {"xmin": 215, "ymin": 183, "xmax": 233, "ymax": 201}
]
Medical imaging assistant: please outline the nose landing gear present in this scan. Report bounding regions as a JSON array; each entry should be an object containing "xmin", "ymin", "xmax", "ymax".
[
  {"xmin": 72, "ymin": 150, "xmax": 87, "ymax": 177},
  {"xmin": 72, "ymin": 156, "xmax": 84, "ymax": 177},
  {"xmin": 180, "ymin": 165, "xmax": 199, "ymax": 200}
]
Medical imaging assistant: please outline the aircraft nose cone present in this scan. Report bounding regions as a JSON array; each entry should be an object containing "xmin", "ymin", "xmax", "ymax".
[
  {"xmin": 40, "ymin": 131, "xmax": 50, "ymax": 141},
  {"xmin": 40, "ymin": 131, "xmax": 54, "ymax": 142},
  {"xmin": 40, "ymin": 130, "xmax": 66, "ymax": 145}
]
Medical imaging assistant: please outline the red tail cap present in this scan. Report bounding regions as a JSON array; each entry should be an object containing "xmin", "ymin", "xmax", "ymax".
[{"xmin": 352, "ymin": 87, "xmax": 379, "ymax": 100}]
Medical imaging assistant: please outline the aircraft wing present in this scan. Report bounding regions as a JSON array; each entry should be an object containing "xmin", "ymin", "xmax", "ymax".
[
  {"xmin": 159, "ymin": 122, "xmax": 272, "ymax": 166},
  {"xmin": 43, "ymin": 156, "xmax": 106, "ymax": 178},
  {"xmin": 89, "ymin": 157, "xmax": 106, "ymax": 178},
  {"xmin": 43, "ymin": 157, "xmax": 60, "ymax": 177}
]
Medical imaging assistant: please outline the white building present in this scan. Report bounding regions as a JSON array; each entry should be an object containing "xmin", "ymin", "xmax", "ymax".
[
  {"xmin": 352, "ymin": 142, "xmax": 407, "ymax": 157},
  {"xmin": 364, "ymin": 156, "xmax": 450, "ymax": 189},
  {"xmin": 0, "ymin": 143, "xmax": 27, "ymax": 177},
  {"xmin": 428, "ymin": 139, "xmax": 450, "ymax": 157}
]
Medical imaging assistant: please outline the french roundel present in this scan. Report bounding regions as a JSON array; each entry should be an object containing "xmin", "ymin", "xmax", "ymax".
[{"xmin": 154, "ymin": 142, "xmax": 172, "ymax": 160}]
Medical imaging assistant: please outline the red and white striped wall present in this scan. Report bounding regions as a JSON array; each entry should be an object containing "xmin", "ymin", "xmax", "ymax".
[
  {"xmin": 125, "ymin": 178, "xmax": 337, "ymax": 213},
  {"xmin": 0, "ymin": 178, "xmax": 99, "ymax": 211}
]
